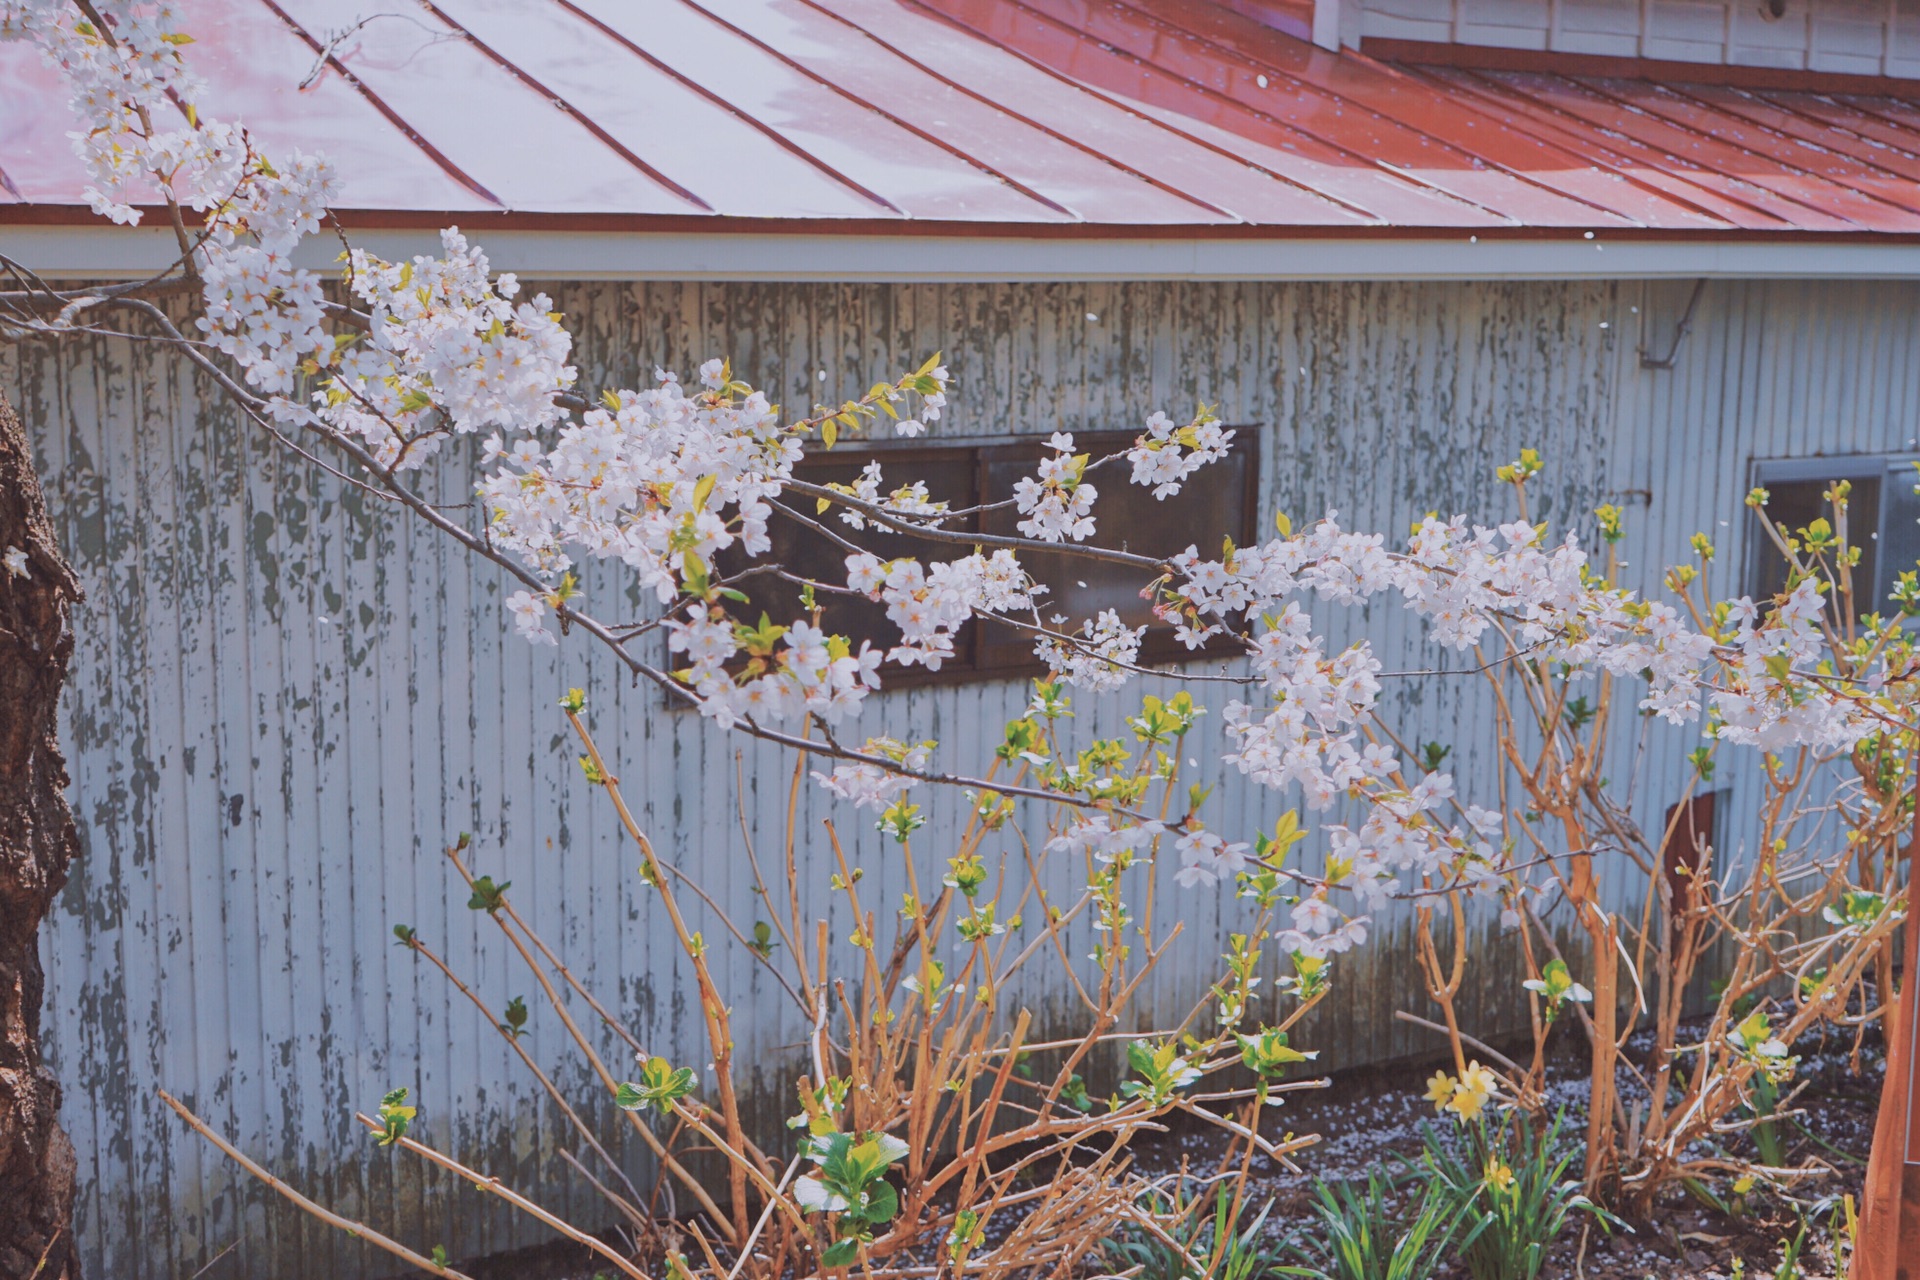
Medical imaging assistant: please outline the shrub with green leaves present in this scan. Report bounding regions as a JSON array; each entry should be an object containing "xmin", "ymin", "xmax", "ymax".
[
  {"xmin": 613, "ymin": 1056, "xmax": 697, "ymax": 1116},
  {"xmin": 793, "ymin": 1131, "xmax": 908, "ymax": 1268}
]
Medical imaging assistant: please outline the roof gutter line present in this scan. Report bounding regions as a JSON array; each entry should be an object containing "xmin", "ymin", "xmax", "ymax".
[{"xmin": 15, "ymin": 224, "xmax": 1920, "ymax": 281}]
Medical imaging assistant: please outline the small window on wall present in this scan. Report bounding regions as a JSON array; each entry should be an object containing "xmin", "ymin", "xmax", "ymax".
[
  {"xmin": 716, "ymin": 428, "xmax": 1261, "ymax": 685},
  {"xmin": 1746, "ymin": 454, "xmax": 1920, "ymax": 614}
]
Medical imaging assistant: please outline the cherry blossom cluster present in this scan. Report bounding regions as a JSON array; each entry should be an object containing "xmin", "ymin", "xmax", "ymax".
[
  {"xmin": 3, "ymin": 0, "xmax": 328, "ymax": 397},
  {"xmin": 1172, "ymin": 827, "xmax": 1252, "ymax": 889},
  {"xmin": 813, "ymin": 739, "xmax": 932, "ymax": 809},
  {"xmin": 1165, "ymin": 504, "xmax": 1882, "ymax": 955},
  {"xmin": 1173, "ymin": 511, "xmax": 1871, "ymax": 754},
  {"xmin": 504, "ymin": 588, "xmax": 560, "ymax": 647},
  {"xmin": 1034, "ymin": 608, "xmax": 1145, "ymax": 692},
  {"xmin": 663, "ymin": 605, "xmax": 882, "ymax": 730},
  {"xmin": 1397, "ymin": 515, "xmax": 1716, "ymax": 722},
  {"xmin": 1043, "ymin": 815, "xmax": 1166, "ymax": 864},
  {"xmin": 193, "ymin": 155, "xmax": 338, "ymax": 399},
  {"xmin": 1280, "ymin": 790, "xmax": 1507, "ymax": 959},
  {"xmin": 1127, "ymin": 409, "xmax": 1234, "ymax": 499},
  {"xmin": 1, "ymin": 2, "xmax": 359, "ymax": 449},
  {"xmin": 889, "ymin": 362, "xmax": 948, "ymax": 438},
  {"xmin": 1221, "ymin": 636, "xmax": 1389, "ymax": 808},
  {"xmin": 1009, "ymin": 403, "xmax": 1238, "ymax": 547},
  {"xmin": 1712, "ymin": 580, "xmax": 1869, "ymax": 751},
  {"xmin": 319, "ymin": 233, "xmax": 576, "ymax": 468},
  {"xmin": 1, "ymin": 1, "xmax": 236, "ymax": 224},
  {"xmin": 1164, "ymin": 516, "xmax": 1396, "ymax": 649},
  {"xmin": 834, "ymin": 462, "xmax": 948, "ymax": 531},
  {"xmin": 1216, "ymin": 605, "xmax": 1465, "ymax": 955},
  {"xmin": 1013, "ymin": 433, "xmax": 1097, "ymax": 543},
  {"xmin": 461, "ymin": 356, "xmax": 956, "ymax": 712},
  {"xmin": 845, "ymin": 549, "xmax": 1034, "ymax": 671},
  {"xmin": 478, "ymin": 367, "xmax": 787, "ymax": 589},
  {"xmin": 5, "ymin": 6, "xmax": 580, "ymax": 481}
]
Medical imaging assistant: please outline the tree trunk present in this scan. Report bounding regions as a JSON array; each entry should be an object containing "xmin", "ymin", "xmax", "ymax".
[
  {"xmin": 0, "ymin": 389, "xmax": 81, "ymax": 1280},
  {"xmin": 1853, "ymin": 835, "xmax": 1918, "ymax": 1280}
]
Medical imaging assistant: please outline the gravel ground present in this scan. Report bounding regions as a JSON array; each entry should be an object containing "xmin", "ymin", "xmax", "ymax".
[{"xmin": 1124, "ymin": 1017, "xmax": 1884, "ymax": 1279}]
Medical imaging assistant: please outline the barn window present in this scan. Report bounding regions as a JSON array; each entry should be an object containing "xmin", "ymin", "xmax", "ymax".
[
  {"xmin": 720, "ymin": 428, "xmax": 1260, "ymax": 684},
  {"xmin": 1746, "ymin": 454, "xmax": 1920, "ymax": 615}
]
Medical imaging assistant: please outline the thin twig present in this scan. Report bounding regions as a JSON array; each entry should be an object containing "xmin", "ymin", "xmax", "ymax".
[
  {"xmin": 1393, "ymin": 1010, "xmax": 1525, "ymax": 1075},
  {"xmin": 354, "ymin": 1114, "xmax": 653, "ymax": 1280},
  {"xmin": 187, "ymin": 1240, "xmax": 238, "ymax": 1280},
  {"xmin": 157, "ymin": 1089, "xmax": 474, "ymax": 1280}
]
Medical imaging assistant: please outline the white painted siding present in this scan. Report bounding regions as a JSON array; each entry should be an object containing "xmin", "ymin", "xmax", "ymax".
[
  {"xmin": 7, "ymin": 275, "xmax": 1919, "ymax": 1279},
  {"xmin": 1349, "ymin": 0, "xmax": 1920, "ymax": 75}
]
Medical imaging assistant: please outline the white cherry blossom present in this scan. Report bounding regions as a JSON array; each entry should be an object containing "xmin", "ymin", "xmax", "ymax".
[{"xmin": 1036, "ymin": 609, "xmax": 1143, "ymax": 692}]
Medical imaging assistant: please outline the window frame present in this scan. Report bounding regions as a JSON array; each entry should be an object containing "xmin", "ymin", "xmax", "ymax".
[
  {"xmin": 1745, "ymin": 450, "xmax": 1920, "ymax": 614},
  {"xmin": 704, "ymin": 425, "xmax": 1265, "ymax": 691}
]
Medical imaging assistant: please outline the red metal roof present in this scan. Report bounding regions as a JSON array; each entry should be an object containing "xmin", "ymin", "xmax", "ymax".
[{"xmin": 7, "ymin": 0, "xmax": 1920, "ymax": 237}]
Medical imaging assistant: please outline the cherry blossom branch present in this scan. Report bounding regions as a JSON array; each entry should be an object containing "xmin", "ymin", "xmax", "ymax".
[
  {"xmin": 783, "ymin": 477, "xmax": 1168, "ymax": 572},
  {"xmin": 74, "ymin": 296, "xmax": 1136, "ymax": 812}
]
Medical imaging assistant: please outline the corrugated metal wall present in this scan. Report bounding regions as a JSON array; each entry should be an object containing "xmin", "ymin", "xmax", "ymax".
[{"xmin": 6, "ymin": 275, "xmax": 1916, "ymax": 1279}]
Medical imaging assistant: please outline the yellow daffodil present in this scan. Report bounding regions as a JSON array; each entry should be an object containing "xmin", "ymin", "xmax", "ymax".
[
  {"xmin": 1445, "ymin": 1060, "xmax": 1498, "ymax": 1122},
  {"xmin": 1460, "ymin": 1061, "xmax": 1499, "ymax": 1097},
  {"xmin": 1447, "ymin": 1083, "xmax": 1489, "ymax": 1122}
]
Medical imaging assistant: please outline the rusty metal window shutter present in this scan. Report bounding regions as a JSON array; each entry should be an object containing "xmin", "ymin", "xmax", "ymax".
[{"xmin": 719, "ymin": 428, "xmax": 1261, "ymax": 686}]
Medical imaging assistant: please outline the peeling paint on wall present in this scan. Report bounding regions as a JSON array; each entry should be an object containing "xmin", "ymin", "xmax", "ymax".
[{"xmin": 5, "ymin": 277, "xmax": 1916, "ymax": 1278}]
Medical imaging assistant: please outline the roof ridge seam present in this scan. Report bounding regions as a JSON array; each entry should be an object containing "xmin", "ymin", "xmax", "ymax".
[
  {"xmin": 794, "ymin": 0, "xmax": 1244, "ymax": 223},
  {"xmin": 993, "ymin": 0, "xmax": 1519, "ymax": 225},
  {"xmin": 251, "ymin": 0, "xmax": 505, "ymax": 208},
  {"xmin": 542, "ymin": 0, "xmax": 906, "ymax": 216},
  {"xmin": 1651, "ymin": 80, "xmax": 1920, "ymax": 217},
  {"xmin": 1562, "ymin": 74, "xmax": 1920, "ymax": 231},
  {"xmin": 417, "ymin": 0, "xmax": 716, "ymax": 213},
  {"xmin": 1115, "ymin": 0, "xmax": 1654, "ymax": 230},
  {"xmin": 899, "ymin": 0, "xmax": 1387, "ymax": 224},
  {"xmin": 660, "ymin": 0, "xmax": 1082, "ymax": 220},
  {"xmin": 1444, "ymin": 67, "xmax": 1831, "ymax": 230},
  {"xmin": 1398, "ymin": 63, "xmax": 1759, "ymax": 231}
]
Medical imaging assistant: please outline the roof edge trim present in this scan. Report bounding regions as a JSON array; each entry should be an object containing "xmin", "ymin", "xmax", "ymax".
[
  {"xmin": 19, "ymin": 203, "xmax": 1920, "ymax": 242},
  {"xmin": 12, "ymin": 224, "xmax": 1920, "ymax": 281}
]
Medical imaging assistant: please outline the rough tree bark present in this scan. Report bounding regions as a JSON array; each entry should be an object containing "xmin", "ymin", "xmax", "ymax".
[
  {"xmin": 0, "ymin": 389, "xmax": 81, "ymax": 1280},
  {"xmin": 1853, "ymin": 830, "xmax": 1918, "ymax": 1280}
]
